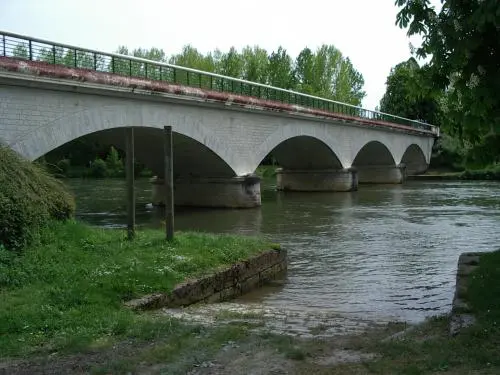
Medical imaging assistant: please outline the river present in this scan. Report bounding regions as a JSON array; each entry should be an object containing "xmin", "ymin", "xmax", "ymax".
[{"xmin": 66, "ymin": 178, "xmax": 500, "ymax": 335}]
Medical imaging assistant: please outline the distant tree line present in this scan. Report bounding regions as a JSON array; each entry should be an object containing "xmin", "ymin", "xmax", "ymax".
[{"xmin": 12, "ymin": 41, "xmax": 366, "ymax": 106}]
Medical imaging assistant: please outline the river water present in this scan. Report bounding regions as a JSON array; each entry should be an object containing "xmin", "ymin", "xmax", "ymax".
[{"xmin": 66, "ymin": 178, "xmax": 500, "ymax": 335}]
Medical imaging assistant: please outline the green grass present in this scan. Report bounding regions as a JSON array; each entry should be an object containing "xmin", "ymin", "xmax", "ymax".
[
  {"xmin": 423, "ymin": 164, "xmax": 500, "ymax": 180},
  {"xmin": 255, "ymin": 165, "xmax": 278, "ymax": 178},
  {"xmin": 91, "ymin": 321, "xmax": 252, "ymax": 375},
  {"xmin": 0, "ymin": 221, "xmax": 270, "ymax": 358}
]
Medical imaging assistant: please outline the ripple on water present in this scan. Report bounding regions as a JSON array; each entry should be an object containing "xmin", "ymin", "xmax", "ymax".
[{"xmin": 68, "ymin": 179, "xmax": 500, "ymax": 335}]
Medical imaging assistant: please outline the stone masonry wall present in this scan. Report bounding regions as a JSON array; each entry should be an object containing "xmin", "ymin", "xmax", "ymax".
[
  {"xmin": 125, "ymin": 248, "xmax": 287, "ymax": 311},
  {"xmin": 276, "ymin": 168, "xmax": 358, "ymax": 191},
  {"xmin": 449, "ymin": 252, "xmax": 485, "ymax": 335},
  {"xmin": 0, "ymin": 64, "xmax": 435, "ymax": 175}
]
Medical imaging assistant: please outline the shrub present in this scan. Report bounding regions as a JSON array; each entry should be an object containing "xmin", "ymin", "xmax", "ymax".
[
  {"xmin": 430, "ymin": 133, "xmax": 465, "ymax": 170},
  {"xmin": 89, "ymin": 158, "xmax": 108, "ymax": 178},
  {"xmin": 464, "ymin": 134, "xmax": 500, "ymax": 168},
  {"xmin": 56, "ymin": 158, "xmax": 71, "ymax": 176},
  {"xmin": 105, "ymin": 146, "xmax": 124, "ymax": 176},
  {"xmin": 0, "ymin": 145, "xmax": 75, "ymax": 252}
]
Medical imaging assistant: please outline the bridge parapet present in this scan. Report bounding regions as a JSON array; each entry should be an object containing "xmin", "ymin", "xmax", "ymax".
[{"xmin": 0, "ymin": 30, "xmax": 438, "ymax": 136}]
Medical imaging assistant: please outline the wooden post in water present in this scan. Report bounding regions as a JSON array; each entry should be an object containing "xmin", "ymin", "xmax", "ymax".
[
  {"xmin": 163, "ymin": 125, "xmax": 174, "ymax": 241},
  {"xmin": 125, "ymin": 127, "xmax": 135, "ymax": 240}
]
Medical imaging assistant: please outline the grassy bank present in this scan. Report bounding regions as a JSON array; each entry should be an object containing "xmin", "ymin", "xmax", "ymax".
[
  {"xmin": 411, "ymin": 164, "xmax": 500, "ymax": 181},
  {"xmin": 3, "ymin": 242, "xmax": 500, "ymax": 374},
  {"xmin": 98, "ymin": 249, "xmax": 500, "ymax": 374},
  {"xmin": 0, "ymin": 221, "xmax": 270, "ymax": 358}
]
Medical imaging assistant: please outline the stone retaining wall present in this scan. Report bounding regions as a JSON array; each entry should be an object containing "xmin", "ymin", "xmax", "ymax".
[
  {"xmin": 125, "ymin": 248, "xmax": 287, "ymax": 311},
  {"xmin": 449, "ymin": 251, "xmax": 485, "ymax": 335}
]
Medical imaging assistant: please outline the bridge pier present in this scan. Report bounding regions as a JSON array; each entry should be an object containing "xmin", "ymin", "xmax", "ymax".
[
  {"xmin": 151, "ymin": 175, "xmax": 261, "ymax": 208},
  {"xmin": 276, "ymin": 168, "xmax": 358, "ymax": 192},
  {"xmin": 355, "ymin": 164, "xmax": 407, "ymax": 184}
]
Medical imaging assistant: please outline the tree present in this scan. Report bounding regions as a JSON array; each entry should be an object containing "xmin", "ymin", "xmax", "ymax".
[
  {"xmin": 267, "ymin": 47, "xmax": 295, "ymax": 89},
  {"xmin": 294, "ymin": 45, "xmax": 365, "ymax": 105},
  {"xmin": 395, "ymin": 0, "xmax": 500, "ymax": 143},
  {"xmin": 38, "ymin": 46, "xmax": 65, "ymax": 65},
  {"xmin": 241, "ymin": 46, "xmax": 268, "ymax": 83},
  {"xmin": 216, "ymin": 47, "xmax": 244, "ymax": 78},
  {"xmin": 132, "ymin": 47, "xmax": 165, "ymax": 62},
  {"xmin": 12, "ymin": 43, "xmax": 29, "ymax": 59},
  {"xmin": 294, "ymin": 47, "xmax": 315, "ymax": 94},
  {"xmin": 169, "ymin": 45, "xmax": 215, "ymax": 72},
  {"xmin": 379, "ymin": 57, "xmax": 441, "ymax": 124},
  {"xmin": 334, "ymin": 57, "xmax": 365, "ymax": 106},
  {"xmin": 110, "ymin": 46, "xmax": 166, "ymax": 79}
]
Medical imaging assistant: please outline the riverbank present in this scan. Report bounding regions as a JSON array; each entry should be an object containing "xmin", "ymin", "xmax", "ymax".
[
  {"xmin": 3, "ymin": 247, "xmax": 499, "ymax": 374},
  {"xmin": 410, "ymin": 165, "xmax": 500, "ymax": 181},
  {"xmin": 0, "ymin": 221, "xmax": 274, "ymax": 359}
]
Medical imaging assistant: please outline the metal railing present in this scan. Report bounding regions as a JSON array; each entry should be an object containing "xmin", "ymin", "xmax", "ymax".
[{"xmin": 0, "ymin": 30, "xmax": 437, "ymax": 134}]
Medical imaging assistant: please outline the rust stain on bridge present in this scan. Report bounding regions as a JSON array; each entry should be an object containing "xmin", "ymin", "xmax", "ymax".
[{"xmin": 0, "ymin": 57, "xmax": 434, "ymax": 136}]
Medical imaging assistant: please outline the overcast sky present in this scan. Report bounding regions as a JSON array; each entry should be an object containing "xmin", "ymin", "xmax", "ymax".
[{"xmin": 0, "ymin": 0, "xmax": 441, "ymax": 110}]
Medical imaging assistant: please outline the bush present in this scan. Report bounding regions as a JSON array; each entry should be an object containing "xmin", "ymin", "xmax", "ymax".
[
  {"xmin": 430, "ymin": 133, "xmax": 465, "ymax": 171},
  {"xmin": 460, "ymin": 163, "xmax": 500, "ymax": 180},
  {"xmin": 464, "ymin": 134, "xmax": 500, "ymax": 168},
  {"xmin": 105, "ymin": 146, "xmax": 124, "ymax": 176},
  {"xmin": 89, "ymin": 158, "xmax": 108, "ymax": 178},
  {"xmin": 56, "ymin": 158, "xmax": 71, "ymax": 176},
  {"xmin": 0, "ymin": 145, "xmax": 75, "ymax": 252}
]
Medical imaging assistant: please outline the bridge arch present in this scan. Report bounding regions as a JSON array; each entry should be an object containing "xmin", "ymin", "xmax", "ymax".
[
  {"xmin": 8, "ymin": 102, "xmax": 240, "ymax": 176},
  {"xmin": 351, "ymin": 140, "xmax": 396, "ymax": 167},
  {"xmin": 252, "ymin": 125, "xmax": 346, "ymax": 172},
  {"xmin": 401, "ymin": 144, "xmax": 428, "ymax": 175},
  {"xmin": 263, "ymin": 135, "xmax": 343, "ymax": 170},
  {"xmin": 75, "ymin": 127, "xmax": 236, "ymax": 178}
]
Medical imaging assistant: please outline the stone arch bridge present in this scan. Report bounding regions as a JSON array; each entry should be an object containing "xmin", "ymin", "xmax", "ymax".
[{"xmin": 0, "ymin": 32, "xmax": 437, "ymax": 208}]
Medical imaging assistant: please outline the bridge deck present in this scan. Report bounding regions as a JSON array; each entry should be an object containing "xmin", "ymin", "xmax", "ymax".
[
  {"xmin": 0, "ymin": 57, "xmax": 434, "ymax": 138},
  {"xmin": 0, "ymin": 30, "xmax": 437, "ymax": 137}
]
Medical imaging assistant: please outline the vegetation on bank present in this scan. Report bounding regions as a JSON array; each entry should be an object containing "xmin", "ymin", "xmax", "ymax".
[
  {"xmin": 0, "ymin": 145, "xmax": 271, "ymax": 361},
  {"xmin": 0, "ymin": 145, "xmax": 74, "ymax": 252},
  {"xmin": 4, "ymin": 246, "xmax": 499, "ymax": 374},
  {"xmin": 38, "ymin": 146, "xmax": 153, "ymax": 179},
  {"xmin": 381, "ymin": 1, "xmax": 499, "ymax": 173},
  {"xmin": 255, "ymin": 164, "xmax": 278, "ymax": 179},
  {"xmin": 0, "ymin": 220, "xmax": 270, "ymax": 358}
]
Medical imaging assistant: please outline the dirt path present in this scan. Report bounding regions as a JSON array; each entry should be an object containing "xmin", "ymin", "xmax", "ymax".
[
  {"xmin": 0, "ymin": 325, "xmax": 392, "ymax": 375},
  {"xmin": 0, "ymin": 304, "xmax": 409, "ymax": 375}
]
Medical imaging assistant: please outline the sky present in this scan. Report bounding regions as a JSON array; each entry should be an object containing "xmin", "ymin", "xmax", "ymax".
[{"xmin": 0, "ymin": 0, "xmax": 441, "ymax": 110}]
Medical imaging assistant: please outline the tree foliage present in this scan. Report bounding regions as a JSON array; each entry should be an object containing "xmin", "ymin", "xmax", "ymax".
[
  {"xmin": 380, "ymin": 57, "xmax": 441, "ymax": 124},
  {"xmin": 111, "ymin": 43, "xmax": 366, "ymax": 105},
  {"xmin": 395, "ymin": 0, "xmax": 500, "ymax": 142},
  {"xmin": 11, "ymin": 39, "xmax": 366, "ymax": 107},
  {"xmin": 294, "ymin": 45, "xmax": 365, "ymax": 105},
  {"xmin": 241, "ymin": 46, "xmax": 268, "ymax": 83}
]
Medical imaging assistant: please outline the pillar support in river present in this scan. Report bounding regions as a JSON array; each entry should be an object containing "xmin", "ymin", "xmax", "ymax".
[
  {"xmin": 354, "ymin": 164, "xmax": 407, "ymax": 184},
  {"xmin": 151, "ymin": 175, "xmax": 261, "ymax": 208},
  {"xmin": 275, "ymin": 168, "xmax": 358, "ymax": 192}
]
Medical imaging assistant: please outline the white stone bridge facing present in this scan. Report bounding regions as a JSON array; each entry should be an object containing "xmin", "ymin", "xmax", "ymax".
[{"xmin": 0, "ymin": 56, "xmax": 436, "ymax": 208}]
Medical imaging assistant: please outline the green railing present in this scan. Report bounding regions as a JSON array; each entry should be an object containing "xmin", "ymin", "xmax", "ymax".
[{"xmin": 0, "ymin": 30, "xmax": 438, "ymax": 134}]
